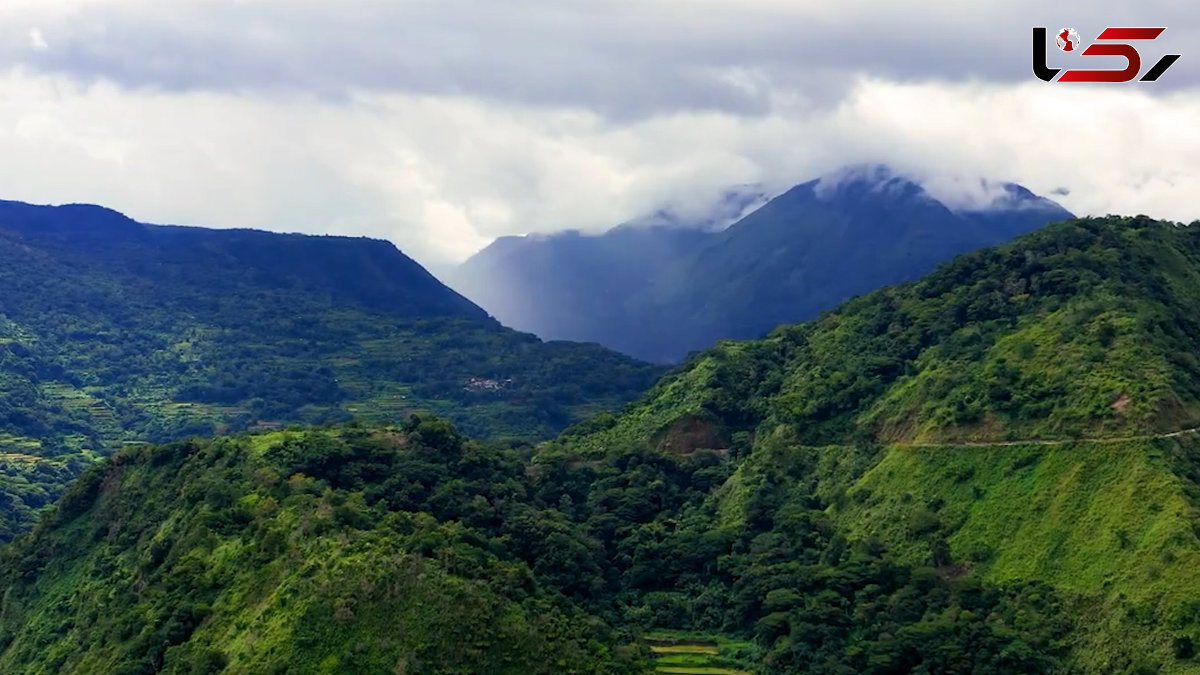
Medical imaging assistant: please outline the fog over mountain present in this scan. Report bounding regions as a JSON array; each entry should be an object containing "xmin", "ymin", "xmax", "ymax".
[{"xmin": 452, "ymin": 164, "xmax": 1074, "ymax": 362}]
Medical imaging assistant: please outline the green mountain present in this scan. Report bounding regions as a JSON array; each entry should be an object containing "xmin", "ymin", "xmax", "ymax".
[
  {"xmin": 546, "ymin": 214, "xmax": 1200, "ymax": 672},
  {"xmin": 0, "ymin": 419, "xmax": 646, "ymax": 675},
  {"xmin": 453, "ymin": 166, "xmax": 1072, "ymax": 363},
  {"xmin": 0, "ymin": 199, "xmax": 663, "ymax": 539},
  {"xmin": 7, "ymin": 215, "xmax": 1200, "ymax": 674},
  {"xmin": 565, "ymin": 214, "xmax": 1200, "ymax": 453}
]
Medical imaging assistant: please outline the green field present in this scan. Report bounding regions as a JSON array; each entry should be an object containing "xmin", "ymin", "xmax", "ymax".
[{"xmin": 644, "ymin": 632, "xmax": 757, "ymax": 675}]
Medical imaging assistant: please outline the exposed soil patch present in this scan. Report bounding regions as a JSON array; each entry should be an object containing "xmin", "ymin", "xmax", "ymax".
[
  {"xmin": 652, "ymin": 415, "xmax": 726, "ymax": 455},
  {"xmin": 1111, "ymin": 393, "xmax": 1132, "ymax": 413}
]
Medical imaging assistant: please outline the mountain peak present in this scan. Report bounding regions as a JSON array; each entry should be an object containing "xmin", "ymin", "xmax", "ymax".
[
  {"xmin": 811, "ymin": 164, "xmax": 932, "ymax": 205},
  {"xmin": 809, "ymin": 164, "xmax": 1070, "ymax": 217}
]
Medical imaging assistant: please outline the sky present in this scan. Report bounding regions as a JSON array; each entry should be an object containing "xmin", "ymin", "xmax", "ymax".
[{"xmin": 0, "ymin": 0, "xmax": 1197, "ymax": 272}]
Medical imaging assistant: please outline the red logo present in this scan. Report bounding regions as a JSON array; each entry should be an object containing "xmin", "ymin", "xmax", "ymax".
[
  {"xmin": 1033, "ymin": 27, "xmax": 1181, "ymax": 83},
  {"xmin": 1056, "ymin": 28, "xmax": 1081, "ymax": 52}
]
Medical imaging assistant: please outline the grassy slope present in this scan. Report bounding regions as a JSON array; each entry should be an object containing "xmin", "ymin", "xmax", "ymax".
[
  {"xmin": 831, "ymin": 435, "xmax": 1200, "ymax": 673},
  {"xmin": 702, "ymin": 433, "xmax": 1200, "ymax": 673}
]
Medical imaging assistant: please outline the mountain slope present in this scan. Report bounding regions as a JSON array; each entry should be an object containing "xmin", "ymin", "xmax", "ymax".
[
  {"xmin": 631, "ymin": 166, "xmax": 1074, "ymax": 362},
  {"xmin": 454, "ymin": 166, "xmax": 1072, "ymax": 363},
  {"xmin": 832, "ymin": 436, "xmax": 1200, "ymax": 673},
  {"xmin": 0, "ymin": 420, "xmax": 644, "ymax": 675},
  {"xmin": 564, "ymin": 215, "xmax": 1200, "ymax": 455},
  {"xmin": 543, "ymin": 215, "xmax": 1200, "ymax": 672},
  {"xmin": 0, "ymin": 199, "xmax": 664, "ymax": 539},
  {"xmin": 0, "ymin": 423, "xmax": 1074, "ymax": 675},
  {"xmin": 451, "ymin": 186, "xmax": 765, "ymax": 357}
]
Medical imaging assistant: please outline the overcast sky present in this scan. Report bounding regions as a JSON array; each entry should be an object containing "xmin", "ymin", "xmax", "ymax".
[{"xmin": 0, "ymin": 0, "xmax": 1197, "ymax": 270}]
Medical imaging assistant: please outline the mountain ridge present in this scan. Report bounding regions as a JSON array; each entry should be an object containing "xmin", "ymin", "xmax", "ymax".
[
  {"xmin": 0, "ymin": 199, "xmax": 489, "ymax": 320},
  {"xmin": 0, "ymin": 198, "xmax": 664, "ymax": 539},
  {"xmin": 453, "ymin": 165, "xmax": 1074, "ymax": 363}
]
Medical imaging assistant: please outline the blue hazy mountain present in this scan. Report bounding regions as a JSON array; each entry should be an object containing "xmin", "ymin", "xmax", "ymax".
[{"xmin": 452, "ymin": 166, "xmax": 1073, "ymax": 362}]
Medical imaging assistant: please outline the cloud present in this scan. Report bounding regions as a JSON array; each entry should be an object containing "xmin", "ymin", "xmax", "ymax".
[
  {"xmin": 0, "ymin": 1, "xmax": 1196, "ymax": 270},
  {"xmin": 27, "ymin": 28, "xmax": 48, "ymax": 51},
  {"xmin": 3, "ymin": 0, "xmax": 1197, "ymax": 118}
]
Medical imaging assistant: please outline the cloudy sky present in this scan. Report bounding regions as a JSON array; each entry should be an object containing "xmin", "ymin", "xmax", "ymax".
[{"xmin": 0, "ymin": 0, "xmax": 1197, "ymax": 271}]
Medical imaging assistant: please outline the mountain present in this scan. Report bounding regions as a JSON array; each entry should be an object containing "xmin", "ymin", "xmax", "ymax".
[
  {"xmin": 450, "ymin": 185, "xmax": 766, "ymax": 356},
  {"xmin": 453, "ymin": 165, "xmax": 1074, "ymax": 363},
  {"xmin": 547, "ymin": 214, "xmax": 1200, "ymax": 672},
  {"xmin": 452, "ymin": 226, "xmax": 712, "ymax": 355},
  {"xmin": 0, "ymin": 199, "xmax": 664, "ymax": 539},
  {"xmin": 6, "ymin": 215, "xmax": 1200, "ymax": 674},
  {"xmin": 0, "ymin": 200, "xmax": 487, "ymax": 319}
]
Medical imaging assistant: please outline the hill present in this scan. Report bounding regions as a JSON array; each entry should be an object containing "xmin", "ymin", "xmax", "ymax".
[
  {"xmin": 564, "ymin": 215, "xmax": 1200, "ymax": 453},
  {"xmin": 0, "ymin": 199, "xmax": 664, "ymax": 539},
  {"xmin": 0, "ymin": 419, "xmax": 646, "ymax": 674},
  {"xmin": 454, "ymin": 165, "xmax": 1073, "ymax": 363},
  {"xmin": 9, "ymin": 216, "xmax": 1200, "ymax": 674},
  {"xmin": 0, "ymin": 418, "xmax": 1074, "ymax": 675},
  {"xmin": 543, "ymin": 214, "xmax": 1200, "ymax": 672}
]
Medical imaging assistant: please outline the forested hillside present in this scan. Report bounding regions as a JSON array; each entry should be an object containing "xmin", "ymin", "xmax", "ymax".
[
  {"xmin": 0, "ymin": 420, "xmax": 645, "ymax": 675},
  {"xmin": 565, "ymin": 215, "xmax": 1200, "ymax": 454},
  {"xmin": 0, "ymin": 200, "xmax": 663, "ymax": 539},
  {"xmin": 541, "ymin": 215, "xmax": 1200, "ymax": 672},
  {"xmin": 7, "ymin": 216, "xmax": 1200, "ymax": 673},
  {"xmin": 0, "ymin": 420, "xmax": 1072, "ymax": 675}
]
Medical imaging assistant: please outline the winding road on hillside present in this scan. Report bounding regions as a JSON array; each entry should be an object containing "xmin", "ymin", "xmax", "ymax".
[{"xmin": 897, "ymin": 426, "xmax": 1200, "ymax": 449}]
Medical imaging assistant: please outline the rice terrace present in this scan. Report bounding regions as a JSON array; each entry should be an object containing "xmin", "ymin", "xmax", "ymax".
[{"xmin": 644, "ymin": 632, "xmax": 756, "ymax": 674}]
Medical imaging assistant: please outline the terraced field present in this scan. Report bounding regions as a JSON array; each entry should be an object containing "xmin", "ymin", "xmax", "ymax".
[{"xmin": 644, "ymin": 633, "xmax": 757, "ymax": 675}]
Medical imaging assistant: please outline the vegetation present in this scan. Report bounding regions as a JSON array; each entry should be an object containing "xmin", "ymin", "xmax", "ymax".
[
  {"xmin": 0, "ymin": 200, "xmax": 663, "ymax": 538},
  {"xmin": 5, "ymin": 215, "xmax": 1200, "ymax": 673},
  {"xmin": 565, "ymin": 215, "xmax": 1200, "ymax": 456},
  {"xmin": 835, "ymin": 435, "xmax": 1200, "ymax": 673},
  {"xmin": 539, "ymin": 215, "xmax": 1200, "ymax": 671},
  {"xmin": 0, "ymin": 419, "xmax": 1077, "ymax": 674},
  {"xmin": 0, "ymin": 420, "xmax": 648, "ymax": 674}
]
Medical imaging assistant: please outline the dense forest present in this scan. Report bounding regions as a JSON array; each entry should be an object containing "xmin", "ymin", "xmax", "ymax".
[
  {"xmin": 0, "ymin": 200, "xmax": 663, "ymax": 539},
  {"xmin": 0, "ymin": 419, "xmax": 1075, "ymax": 674},
  {"xmin": 5, "ymin": 216, "xmax": 1200, "ymax": 672}
]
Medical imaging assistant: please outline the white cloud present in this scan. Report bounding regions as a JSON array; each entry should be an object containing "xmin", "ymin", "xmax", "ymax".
[
  {"xmin": 0, "ymin": 2, "xmax": 1196, "ymax": 269},
  {"xmin": 28, "ymin": 28, "xmax": 48, "ymax": 51}
]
